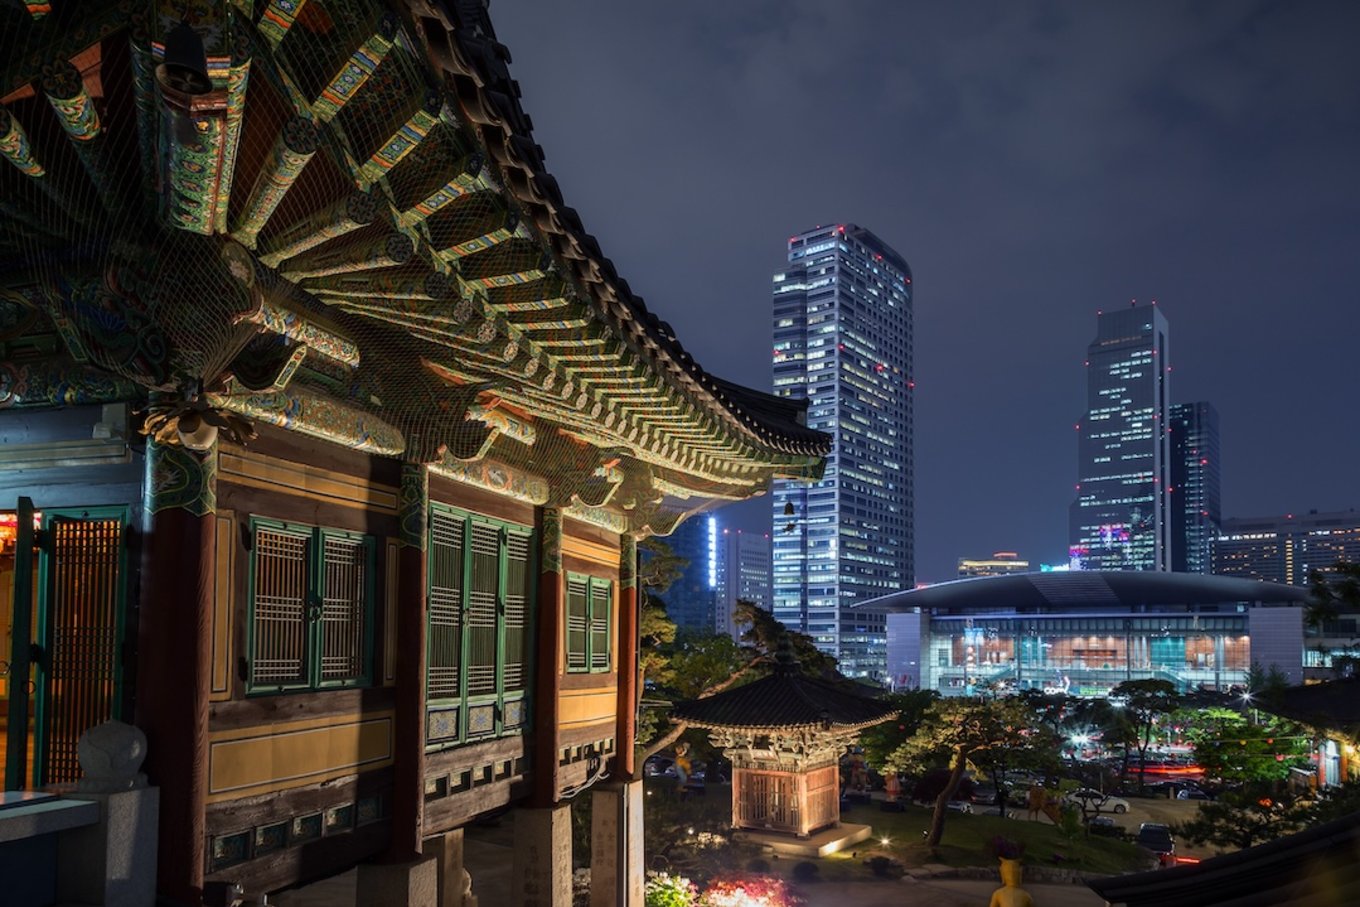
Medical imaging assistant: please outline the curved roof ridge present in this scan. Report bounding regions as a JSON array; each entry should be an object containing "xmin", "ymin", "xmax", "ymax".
[{"xmin": 432, "ymin": 1, "xmax": 832, "ymax": 460}]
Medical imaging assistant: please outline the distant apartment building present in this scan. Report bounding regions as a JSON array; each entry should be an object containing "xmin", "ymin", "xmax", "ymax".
[
  {"xmin": 771, "ymin": 224, "xmax": 914, "ymax": 679},
  {"xmin": 1216, "ymin": 510, "xmax": 1360, "ymax": 586},
  {"xmin": 714, "ymin": 527, "xmax": 773, "ymax": 642},
  {"xmin": 1169, "ymin": 401, "xmax": 1222, "ymax": 574},
  {"xmin": 1070, "ymin": 305, "xmax": 1172, "ymax": 571},
  {"xmin": 957, "ymin": 552, "xmax": 1031, "ymax": 578}
]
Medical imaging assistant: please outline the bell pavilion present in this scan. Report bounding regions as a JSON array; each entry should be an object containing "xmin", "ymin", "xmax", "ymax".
[{"xmin": 672, "ymin": 648, "xmax": 896, "ymax": 855}]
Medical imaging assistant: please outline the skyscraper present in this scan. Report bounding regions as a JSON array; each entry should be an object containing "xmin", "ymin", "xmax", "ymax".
[
  {"xmin": 657, "ymin": 516, "xmax": 715, "ymax": 632},
  {"xmin": 1070, "ymin": 305, "xmax": 1171, "ymax": 571},
  {"xmin": 1169, "ymin": 401, "xmax": 1221, "ymax": 574},
  {"xmin": 771, "ymin": 224, "xmax": 913, "ymax": 678},
  {"xmin": 714, "ymin": 528, "xmax": 773, "ymax": 642}
]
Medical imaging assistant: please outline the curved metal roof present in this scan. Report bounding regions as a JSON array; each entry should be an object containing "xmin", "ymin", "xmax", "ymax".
[{"xmin": 854, "ymin": 571, "xmax": 1308, "ymax": 612}]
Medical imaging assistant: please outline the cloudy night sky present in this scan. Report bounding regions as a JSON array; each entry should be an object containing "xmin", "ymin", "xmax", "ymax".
[{"xmin": 487, "ymin": 1, "xmax": 1360, "ymax": 583}]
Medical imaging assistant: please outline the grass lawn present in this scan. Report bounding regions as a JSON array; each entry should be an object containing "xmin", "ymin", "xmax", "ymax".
[
  {"xmin": 833, "ymin": 799, "xmax": 1147, "ymax": 876},
  {"xmin": 644, "ymin": 780, "xmax": 1148, "ymax": 883}
]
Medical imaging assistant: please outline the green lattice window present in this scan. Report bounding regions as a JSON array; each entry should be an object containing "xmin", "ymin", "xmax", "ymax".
[
  {"xmin": 566, "ymin": 574, "xmax": 612, "ymax": 674},
  {"xmin": 247, "ymin": 519, "xmax": 375, "ymax": 694},
  {"xmin": 426, "ymin": 506, "xmax": 533, "ymax": 748}
]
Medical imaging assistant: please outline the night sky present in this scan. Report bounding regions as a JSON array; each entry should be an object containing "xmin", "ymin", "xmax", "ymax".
[{"xmin": 489, "ymin": 1, "xmax": 1360, "ymax": 583}]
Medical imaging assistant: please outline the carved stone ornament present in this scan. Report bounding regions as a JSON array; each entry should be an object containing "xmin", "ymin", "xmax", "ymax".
[{"xmin": 76, "ymin": 720, "xmax": 149, "ymax": 792}]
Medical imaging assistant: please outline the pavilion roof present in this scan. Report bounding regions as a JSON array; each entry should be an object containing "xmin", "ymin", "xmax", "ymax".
[
  {"xmin": 672, "ymin": 662, "xmax": 897, "ymax": 733},
  {"xmin": 1087, "ymin": 809, "xmax": 1360, "ymax": 906},
  {"xmin": 0, "ymin": 0, "xmax": 828, "ymax": 531}
]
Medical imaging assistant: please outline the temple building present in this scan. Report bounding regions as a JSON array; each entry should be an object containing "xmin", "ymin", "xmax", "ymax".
[{"xmin": 0, "ymin": 2, "xmax": 829, "ymax": 905}]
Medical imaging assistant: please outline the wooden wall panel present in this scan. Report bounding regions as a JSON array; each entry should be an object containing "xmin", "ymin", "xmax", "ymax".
[
  {"xmin": 559, "ymin": 687, "xmax": 617, "ymax": 730},
  {"xmin": 206, "ymin": 710, "xmax": 394, "ymax": 802},
  {"xmin": 428, "ymin": 472, "xmax": 535, "ymax": 527},
  {"xmin": 204, "ymin": 766, "xmax": 393, "ymax": 893},
  {"xmin": 209, "ymin": 687, "xmax": 396, "ymax": 731}
]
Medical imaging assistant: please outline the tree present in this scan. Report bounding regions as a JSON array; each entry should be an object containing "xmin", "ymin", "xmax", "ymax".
[
  {"xmin": 857, "ymin": 689, "xmax": 938, "ymax": 769},
  {"xmin": 664, "ymin": 630, "xmax": 750, "ymax": 701},
  {"xmin": 1306, "ymin": 561, "xmax": 1360, "ymax": 632},
  {"xmin": 1181, "ymin": 707, "xmax": 1309, "ymax": 785},
  {"xmin": 1176, "ymin": 780, "xmax": 1360, "ymax": 851},
  {"xmin": 1306, "ymin": 563, "xmax": 1360, "ymax": 678},
  {"xmin": 890, "ymin": 697, "xmax": 1043, "ymax": 847},
  {"xmin": 1110, "ymin": 679, "xmax": 1179, "ymax": 791},
  {"xmin": 637, "ymin": 596, "xmax": 842, "ymax": 762},
  {"xmin": 1173, "ymin": 783, "xmax": 1305, "ymax": 850}
]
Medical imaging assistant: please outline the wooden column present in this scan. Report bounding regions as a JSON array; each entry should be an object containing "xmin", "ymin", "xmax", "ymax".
[
  {"xmin": 389, "ymin": 463, "xmax": 429, "ymax": 862},
  {"xmin": 135, "ymin": 437, "xmax": 217, "ymax": 904},
  {"xmin": 615, "ymin": 533, "xmax": 639, "ymax": 779},
  {"xmin": 531, "ymin": 507, "xmax": 564, "ymax": 806}
]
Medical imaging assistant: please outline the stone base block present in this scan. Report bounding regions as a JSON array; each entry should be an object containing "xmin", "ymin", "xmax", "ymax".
[
  {"xmin": 56, "ymin": 786, "xmax": 158, "ymax": 907},
  {"xmin": 356, "ymin": 855, "xmax": 439, "ymax": 907},
  {"xmin": 735, "ymin": 822, "xmax": 873, "ymax": 858}
]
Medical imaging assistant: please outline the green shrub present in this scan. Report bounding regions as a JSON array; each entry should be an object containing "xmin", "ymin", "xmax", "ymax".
[
  {"xmin": 791, "ymin": 860, "xmax": 820, "ymax": 883},
  {"xmin": 866, "ymin": 855, "xmax": 904, "ymax": 878}
]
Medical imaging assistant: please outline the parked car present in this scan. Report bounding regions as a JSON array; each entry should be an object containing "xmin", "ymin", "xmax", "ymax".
[
  {"xmin": 1065, "ymin": 788, "xmax": 1130, "ymax": 814},
  {"xmin": 1177, "ymin": 786, "xmax": 1213, "ymax": 800},
  {"xmin": 1136, "ymin": 823, "xmax": 1176, "ymax": 866},
  {"xmin": 945, "ymin": 800, "xmax": 974, "ymax": 814},
  {"xmin": 643, "ymin": 756, "xmax": 676, "ymax": 778}
]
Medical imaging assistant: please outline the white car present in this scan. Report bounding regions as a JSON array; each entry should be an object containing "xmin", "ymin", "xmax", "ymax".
[
  {"xmin": 1064, "ymin": 789, "xmax": 1129, "ymax": 814},
  {"xmin": 945, "ymin": 800, "xmax": 974, "ymax": 814}
]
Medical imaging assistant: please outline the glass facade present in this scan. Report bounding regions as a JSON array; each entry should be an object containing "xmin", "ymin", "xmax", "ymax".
[
  {"xmin": 771, "ymin": 225, "xmax": 913, "ymax": 679},
  {"xmin": 925, "ymin": 612, "xmax": 1250, "ymax": 698},
  {"xmin": 1169, "ymin": 402, "xmax": 1221, "ymax": 574},
  {"xmin": 1070, "ymin": 306, "xmax": 1171, "ymax": 572},
  {"xmin": 656, "ymin": 517, "xmax": 715, "ymax": 632}
]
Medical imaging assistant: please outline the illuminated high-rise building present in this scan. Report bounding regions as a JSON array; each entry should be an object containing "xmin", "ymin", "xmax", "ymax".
[
  {"xmin": 771, "ymin": 224, "xmax": 913, "ymax": 679},
  {"xmin": 658, "ymin": 516, "xmax": 715, "ymax": 632},
  {"xmin": 1169, "ymin": 401, "xmax": 1221, "ymax": 574},
  {"xmin": 714, "ymin": 528, "xmax": 773, "ymax": 642},
  {"xmin": 1069, "ymin": 305, "xmax": 1171, "ymax": 571},
  {"xmin": 1216, "ymin": 510, "xmax": 1360, "ymax": 586}
]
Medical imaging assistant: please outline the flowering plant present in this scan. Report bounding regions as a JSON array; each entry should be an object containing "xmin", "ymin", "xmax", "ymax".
[
  {"xmin": 699, "ymin": 876, "xmax": 802, "ymax": 907},
  {"xmin": 645, "ymin": 871, "xmax": 699, "ymax": 907}
]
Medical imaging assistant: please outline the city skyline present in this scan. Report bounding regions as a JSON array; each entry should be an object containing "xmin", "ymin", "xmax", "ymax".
[{"xmin": 491, "ymin": 2, "xmax": 1360, "ymax": 582}]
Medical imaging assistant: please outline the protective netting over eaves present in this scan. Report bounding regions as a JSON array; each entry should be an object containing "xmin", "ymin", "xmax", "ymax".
[{"xmin": 0, "ymin": 0, "xmax": 828, "ymax": 529}]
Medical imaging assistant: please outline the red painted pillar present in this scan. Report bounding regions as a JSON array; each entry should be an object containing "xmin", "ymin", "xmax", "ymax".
[
  {"xmin": 389, "ymin": 463, "xmax": 428, "ymax": 862},
  {"xmin": 136, "ymin": 438, "xmax": 216, "ymax": 904},
  {"xmin": 531, "ymin": 507, "xmax": 564, "ymax": 807},
  {"xmin": 615, "ymin": 534, "xmax": 638, "ymax": 779}
]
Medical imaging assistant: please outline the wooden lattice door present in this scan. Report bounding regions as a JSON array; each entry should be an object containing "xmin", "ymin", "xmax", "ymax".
[{"xmin": 35, "ymin": 508, "xmax": 128, "ymax": 787}]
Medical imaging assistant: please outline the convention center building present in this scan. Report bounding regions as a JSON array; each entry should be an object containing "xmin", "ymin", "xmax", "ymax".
[{"xmin": 863, "ymin": 571, "xmax": 1308, "ymax": 697}]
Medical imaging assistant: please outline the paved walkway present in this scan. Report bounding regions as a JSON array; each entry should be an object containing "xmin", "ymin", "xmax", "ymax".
[{"xmin": 274, "ymin": 817, "xmax": 1109, "ymax": 906}]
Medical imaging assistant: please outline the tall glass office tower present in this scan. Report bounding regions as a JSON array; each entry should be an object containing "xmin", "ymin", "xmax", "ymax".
[
  {"xmin": 771, "ymin": 224, "xmax": 913, "ymax": 678},
  {"xmin": 1169, "ymin": 401, "xmax": 1221, "ymax": 574},
  {"xmin": 1070, "ymin": 305, "xmax": 1172, "ymax": 571}
]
